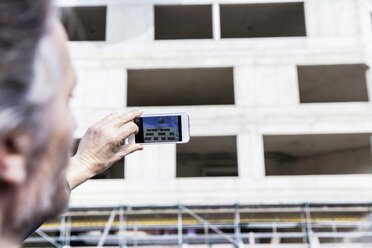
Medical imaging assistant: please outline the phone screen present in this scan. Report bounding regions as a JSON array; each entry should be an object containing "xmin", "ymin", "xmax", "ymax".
[{"xmin": 134, "ymin": 115, "xmax": 182, "ymax": 143}]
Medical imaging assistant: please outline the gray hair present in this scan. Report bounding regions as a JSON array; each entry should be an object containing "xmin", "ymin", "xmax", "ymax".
[{"xmin": 0, "ymin": 0, "xmax": 60, "ymax": 160}]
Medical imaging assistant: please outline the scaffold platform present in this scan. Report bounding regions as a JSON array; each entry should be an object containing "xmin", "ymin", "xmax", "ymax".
[{"xmin": 23, "ymin": 203, "xmax": 372, "ymax": 248}]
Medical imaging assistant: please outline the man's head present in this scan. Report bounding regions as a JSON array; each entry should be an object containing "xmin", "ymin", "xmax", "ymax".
[{"xmin": 0, "ymin": 0, "xmax": 76, "ymax": 244}]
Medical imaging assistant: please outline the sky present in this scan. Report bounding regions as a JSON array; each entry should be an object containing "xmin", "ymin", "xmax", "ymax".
[{"xmin": 143, "ymin": 116, "xmax": 179, "ymax": 132}]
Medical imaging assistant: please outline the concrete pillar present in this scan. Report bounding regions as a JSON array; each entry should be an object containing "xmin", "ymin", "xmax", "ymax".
[
  {"xmin": 212, "ymin": 2, "xmax": 221, "ymax": 40},
  {"xmin": 237, "ymin": 133, "xmax": 251, "ymax": 180},
  {"xmin": 106, "ymin": 4, "xmax": 154, "ymax": 42},
  {"xmin": 250, "ymin": 130, "xmax": 266, "ymax": 180},
  {"xmin": 237, "ymin": 130, "xmax": 265, "ymax": 180}
]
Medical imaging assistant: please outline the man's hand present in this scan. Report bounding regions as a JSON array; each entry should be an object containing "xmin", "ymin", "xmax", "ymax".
[{"xmin": 66, "ymin": 110, "xmax": 144, "ymax": 190}]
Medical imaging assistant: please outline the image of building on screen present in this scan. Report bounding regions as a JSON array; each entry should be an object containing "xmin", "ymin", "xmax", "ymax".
[{"xmin": 143, "ymin": 116, "xmax": 180, "ymax": 142}]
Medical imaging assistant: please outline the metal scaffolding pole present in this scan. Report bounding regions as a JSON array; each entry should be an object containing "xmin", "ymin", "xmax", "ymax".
[
  {"xmin": 35, "ymin": 229, "xmax": 61, "ymax": 248},
  {"xmin": 66, "ymin": 215, "xmax": 71, "ymax": 247},
  {"xmin": 204, "ymin": 222, "xmax": 209, "ymax": 246},
  {"xmin": 234, "ymin": 204, "xmax": 243, "ymax": 247},
  {"xmin": 134, "ymin": 221, "xmax": 138, "ymax": 247},
  {"xmin": 178, "ymin": 205, "xmax": 183, "ymax": 248},
  {"xmin": 59, "ymin": 214, "xmax": 65, "ymax": 246},
  {"xmin": 305, "ymin": 204, "xmax": 314, "ymax": 248},
  {"xmin": 97, "ymin": 208, "xmax": 116, "ymax": 247},
  {"xmin": 119, "ymin": 206, "xmax": 127, "ymax": 248},
  {"xmin": 182, "ymin": 206, "xmax": 239, "ymax": 247},
  {"xmin": 332, "ymin": 218, "xmax": 337, "ymax": 243},
  {"xmin": 301, "ymin": 212, "xmax": 307, "ymax": 244}
]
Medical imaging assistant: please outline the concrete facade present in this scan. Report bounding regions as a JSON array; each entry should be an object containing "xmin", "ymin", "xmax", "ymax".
[{"xmin": 56, "ymin": 0, "xmax": 372, "ymax": 206}]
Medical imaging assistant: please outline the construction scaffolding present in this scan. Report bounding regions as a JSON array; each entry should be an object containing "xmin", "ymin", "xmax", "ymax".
[{"xmin": 23, "ymin": 203, "xmax": 372, "ymax": 248}]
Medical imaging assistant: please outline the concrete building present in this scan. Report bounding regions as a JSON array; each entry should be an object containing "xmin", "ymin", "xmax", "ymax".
[
  {"xmin": 60, "ymin": 0, "xmax": 372, "ymax": 206},
  {"xmin": 24, "ymin": 0, "xmax": 372, "ymax": 246}
]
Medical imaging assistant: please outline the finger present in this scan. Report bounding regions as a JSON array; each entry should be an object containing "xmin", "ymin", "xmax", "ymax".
[
  {"xmin": 104, "ymin": 110, "xmax": 143, "ymax": 127},
  {"xmin": 94, "ymin": 110, "xmax": 142, "ymax": 134},
  {"xmin": 97, "ymin": 110, "xmax": 142, "ymax": 128},
  {"xmin": 117, "ymin": 121, "xmax": 140, "ymax": 141},
  {"xmin": 91, "ymin": 112, "xmax": 122, "ymax": 129},
  {"xmin": 102, "ymin": 112, "xmax": 123, "ymax": 123},
  {"xmin": 112, "ymin": 109, "xmax": 143, "ymax": 127},
  {"xmin": 120, "ymin": 144, "xmax": 144, "ymax": 156}
]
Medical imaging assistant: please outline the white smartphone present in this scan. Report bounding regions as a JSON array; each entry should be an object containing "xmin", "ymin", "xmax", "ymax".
[{"xmin": 128, "ymin": 113, "xmax": 190, "ymax": 144}]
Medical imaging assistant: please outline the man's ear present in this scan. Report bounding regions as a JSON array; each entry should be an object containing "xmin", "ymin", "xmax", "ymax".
[{"xmin": 0, "ymin": 139, "xmax": 26, "ymax": 185}]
